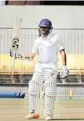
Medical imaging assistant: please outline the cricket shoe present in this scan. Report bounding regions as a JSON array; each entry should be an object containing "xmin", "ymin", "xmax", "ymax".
[
  {"xmin": 25, "ymin": 113, "xmax": 39, "ymax": 119},
  {"xmin": 45, "ymin": 115, "xmax": 52, "ymax": 120}
]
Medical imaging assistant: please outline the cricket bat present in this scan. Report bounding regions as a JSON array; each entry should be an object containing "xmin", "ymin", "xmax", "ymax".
[
  {"xmin": 11, "ymin": 18, "xmax": 22, "ymax": 83},
  {"xmin": 11, "ymin": 18, "xmax": 22, "ymax": 66}
]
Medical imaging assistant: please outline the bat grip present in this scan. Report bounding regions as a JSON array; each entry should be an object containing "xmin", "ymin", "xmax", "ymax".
[{"xmin": 12, "ymin": 55, "xmax": 15, "ymax": 67}]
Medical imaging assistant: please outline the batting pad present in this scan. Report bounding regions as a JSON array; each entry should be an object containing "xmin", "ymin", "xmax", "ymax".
[
  {"xmin": 44, "ymin": 81, "xmax": 56, "ymax": 96},
  {"xmin": 0, "ymin": 91, "xmax": 25, "ymax": 98}
]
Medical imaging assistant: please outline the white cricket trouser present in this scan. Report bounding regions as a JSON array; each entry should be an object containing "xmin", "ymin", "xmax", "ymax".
[{"xmin": 28, "ymin": 63, "xmax": 57, "ymax": 116}]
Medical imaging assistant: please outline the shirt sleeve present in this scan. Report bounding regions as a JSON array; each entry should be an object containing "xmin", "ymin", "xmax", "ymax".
[
  {"xmin": 31, "ymin": 41, "xmax": 39, "ymax": 54},
  {"xmin": 56, "ymin": 35, "xmax": 65, "ymax": 51}
]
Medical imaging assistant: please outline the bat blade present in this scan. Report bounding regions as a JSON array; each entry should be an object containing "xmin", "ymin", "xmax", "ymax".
[
  {"xmin": 13, "ymin": 18, "xmax": 22, "ymax": 40},
  {"xmin": 12, "ymin": 18, "xmax": 22, "ymax": 51},
  {"xmin": 11, "ymin": 18, "xmax": 22, "ymax": 68}
]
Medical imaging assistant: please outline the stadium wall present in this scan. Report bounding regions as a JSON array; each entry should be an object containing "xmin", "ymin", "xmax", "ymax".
[{"xmin": 0, "ymin": 6, "xmax": 84, "ymax": 28}]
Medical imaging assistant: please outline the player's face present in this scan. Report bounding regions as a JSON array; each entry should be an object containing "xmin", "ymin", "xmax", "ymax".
[{"xmin": 39, "ymin": 27, "xmax": 50, "ymax": 37}]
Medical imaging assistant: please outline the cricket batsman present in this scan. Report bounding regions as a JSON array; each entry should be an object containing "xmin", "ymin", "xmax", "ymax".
[{"xmin": 24, "ymin": 19, "xmax": 69, "ymax": 120}]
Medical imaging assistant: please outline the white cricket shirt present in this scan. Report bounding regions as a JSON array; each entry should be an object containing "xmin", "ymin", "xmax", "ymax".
[{"xmin": 32, "ymin": 31, "xmax": 64, "ymax": 70}]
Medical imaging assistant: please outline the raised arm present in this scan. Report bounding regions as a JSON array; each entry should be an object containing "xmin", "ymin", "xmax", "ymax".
[{"xmin": 24, "ymin": 52, "xmax": 36, "ymax": 60}]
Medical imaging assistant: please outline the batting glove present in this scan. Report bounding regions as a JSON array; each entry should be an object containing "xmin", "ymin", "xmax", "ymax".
[{"xmin": 60, "ymin": 65, "xmax": 69, "ymax": 79}]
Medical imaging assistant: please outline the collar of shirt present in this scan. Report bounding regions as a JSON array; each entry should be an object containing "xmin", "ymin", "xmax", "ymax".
[{"xmin": 40, "ymin": 31, "xmax": 55, "ymax": 41}]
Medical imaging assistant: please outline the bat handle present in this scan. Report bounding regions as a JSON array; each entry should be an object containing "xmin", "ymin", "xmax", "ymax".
[{"xmin": 12, "ymin": 54, "xmax": 15, "ymax": 67}]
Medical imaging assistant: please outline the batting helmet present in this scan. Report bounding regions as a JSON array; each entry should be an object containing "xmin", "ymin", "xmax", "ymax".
[{"xmin": 38, "ymin": 19, "xmax": 52, "ymax": 28}]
